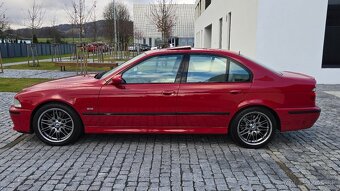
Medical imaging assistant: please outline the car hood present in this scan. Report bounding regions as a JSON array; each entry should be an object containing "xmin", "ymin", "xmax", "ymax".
[{"xmin": 21, "ymin": 75, "xmax": 99, "ymax": 93}]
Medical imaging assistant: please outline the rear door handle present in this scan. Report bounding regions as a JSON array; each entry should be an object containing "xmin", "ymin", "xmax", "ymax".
[
  {"xmin": 162, "ymin": 90, "xmax": 176, "ymax": 96},
  {"xmin": 230, "ymin": 90, "xmax": 242, "ymax": 94}
]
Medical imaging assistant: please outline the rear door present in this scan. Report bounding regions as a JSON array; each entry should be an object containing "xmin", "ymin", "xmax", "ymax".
[{"xmin": 177, "ymin": 54, "xmax": 252, "ymax": 132}]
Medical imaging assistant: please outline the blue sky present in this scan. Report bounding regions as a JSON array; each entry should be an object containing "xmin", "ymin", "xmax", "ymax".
[{"xmin": 3, "ymin": 0, "xmax": 195, "ymax": 29}]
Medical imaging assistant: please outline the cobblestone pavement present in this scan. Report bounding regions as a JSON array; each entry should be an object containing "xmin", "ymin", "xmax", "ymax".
[
  {"xmin": 0, "ymin": 85, "xmax": 339, "ymax": 191},
  {"xmin": 0, "ymin": 69, "xmax": 78, "ymax": 79},
  {"xmin": 0, "ymin": 93, "xmax": 20, "ymax": 148}
]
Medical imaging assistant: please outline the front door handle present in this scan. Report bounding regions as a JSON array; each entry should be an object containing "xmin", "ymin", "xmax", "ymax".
[
  {"xmin": 162, "ymin": 90, "xmax": 175, "ymax": 96},
  {"xmin": 230, "ymin": 90, "xmax": 242, "ymax": 94}
]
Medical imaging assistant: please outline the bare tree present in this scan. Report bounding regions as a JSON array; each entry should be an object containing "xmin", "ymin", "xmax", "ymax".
[
  {"xmin": 134, "ymin": 30, "xmax": 144, "ymax": 44},
  {"xmin": 91, "ymin": 0, "xmax": 97, "ymax": 42},
  {"xmin": 65, "ymin": 0, "xmax": 94, "ymax": 43},
  {"xmin": 0, "ymin": 2, "xmax": 7, "ymax": 29},
  {"xmin": 150, "ymin": 0, "xmax": 176, "ymax": 47},
  {"xmin": 0, "ymin": 1, "xmax": 8, "ymax": 41},
  {"xmin": 103, "ymin": 1, "xmax": 133, "ymax": 50},
  {"xmin": 27, "ymin": 0, "xmax": 45, "ymax": 43},
  {"xmin": 49, "ymin": 17, "xmax": 62, "ymax": 43}
]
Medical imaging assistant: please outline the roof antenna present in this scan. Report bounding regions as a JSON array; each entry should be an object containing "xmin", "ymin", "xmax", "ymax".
[{"xmin": 238, "ymin": 51, "xmax": 241, "ymax": 55}]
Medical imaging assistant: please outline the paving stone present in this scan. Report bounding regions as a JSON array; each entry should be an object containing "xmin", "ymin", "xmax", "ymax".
[{"xmin": 0, "ymin": 85, "xmax": 339, "ymax": 190}]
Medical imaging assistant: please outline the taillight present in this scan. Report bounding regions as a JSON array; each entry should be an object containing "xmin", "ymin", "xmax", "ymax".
[{"xmin": 311, "ymin": 88, "xmax": 316, "ymax": 106}]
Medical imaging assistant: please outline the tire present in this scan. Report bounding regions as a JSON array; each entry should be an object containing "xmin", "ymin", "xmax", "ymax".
[
  {"xmin": 230, "ymin": 107, "xmax": 276, "ymax": 149},
  {"xmin": 32, "ymin": 103, "xmax": 83, "ymax": 146}
]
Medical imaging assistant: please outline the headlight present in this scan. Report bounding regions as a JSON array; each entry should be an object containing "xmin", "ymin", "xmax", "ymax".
[{"xmin": 13, "ymin": 98, "xmax": 22, "ymax": 108}]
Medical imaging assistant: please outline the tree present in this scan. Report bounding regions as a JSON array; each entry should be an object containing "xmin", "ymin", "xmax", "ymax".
[
  {"xmin": 49, "ymin": 17, "xmax": 63, "ymax": 43},
  {"xmin": 27, "ymin": 0, "xmax": 45, "ymax": 43},
  {"xmin": 91, "ymin": 1, "xmax": 97, "ymax": 42},
  {"xmin": 0, "ymin": 1, "xmax": 8, "ymax": 41},
  {"xmin": 134, "ymin": 30, "xmax": 144, "ymax": 45},
  {"xmin": 32, "ymin": 34, "xmax": 38, "ymax": 43},
  {"xmin": 65, "ymin": 0, "xmax": 95, "ymax": 43},
  {"xmin": 103, "ymin": 1, "xmax": 133, "ymax": 50},
  {"xmin": 150, "ymin": 0, "xmax": 176, "ymax": 48}
]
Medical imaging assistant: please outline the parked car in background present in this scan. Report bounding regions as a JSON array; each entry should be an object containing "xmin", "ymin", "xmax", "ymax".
[
  {"xmin": 10, "ymin": 47, "xmax": 320, "ymax": 148},
  {"xmin": 140, "ymin": 44, "xmax": 151, "ymax": 51},
  {"xmin": 85, "ymin": 43, "xmax": 109, "ymax": 52},
  {"xmin": 151, "ymin": 46, "xmax": 158, "ymax": 50},
  {"xmin": 128, "ymin": 45, "xmax": 137, "ymax": 52},
  {"xmin": 128, "ymin": 44, "xmax": 151, "ymax": 52}
]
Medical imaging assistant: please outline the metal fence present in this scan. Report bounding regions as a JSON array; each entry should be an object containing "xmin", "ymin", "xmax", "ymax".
[{"xmin": 0, "ymin": 43, "xmax": 76, "ymax": 58}]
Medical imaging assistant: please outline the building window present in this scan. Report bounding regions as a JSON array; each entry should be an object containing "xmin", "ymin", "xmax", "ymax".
[
  {"xmin": 322, "ymin": 1, "xmax": 340, "ymax": 68},
  {"xmin": 204, "ymin": 24, "xmax": 212, "ymax": 48},
  {"xmin": 205, "ymin": 0, "xmax": 211, "ymax": 9},
  {"xmin": 219, "ymin": 18, "xmax": 223, "ymax": 49},
  {"xmin": 227, "ymin": 12, "xmax": 232, "ymax": 50}
]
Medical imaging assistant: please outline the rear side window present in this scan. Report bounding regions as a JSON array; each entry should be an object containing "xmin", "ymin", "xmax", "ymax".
[{"xmin": 186, "ymin": 54, "xmax": 251, "ymax": 83}]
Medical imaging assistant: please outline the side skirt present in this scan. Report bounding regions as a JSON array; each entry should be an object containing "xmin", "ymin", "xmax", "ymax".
[{"xmin": 85, "ymin": 127, "xmax": 228, "ymax": 134}]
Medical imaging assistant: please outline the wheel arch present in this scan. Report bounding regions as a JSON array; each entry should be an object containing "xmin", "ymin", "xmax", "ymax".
[
  {"xmin": 230, "ymin": 104, "xmax": 281, "ymax": 131},
  {"xmin": 30, "ymin": 100, "xmax": 84, "ymax": 133}
]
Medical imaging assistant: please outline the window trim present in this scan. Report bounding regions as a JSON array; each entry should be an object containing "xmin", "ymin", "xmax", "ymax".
[
  {"xmin": 180, "ymin": 53, "xmax": 253, "ymax": 84},
  {"xmin": 120, "ymin": 53, "xmax": 186, "ymax": 85}
]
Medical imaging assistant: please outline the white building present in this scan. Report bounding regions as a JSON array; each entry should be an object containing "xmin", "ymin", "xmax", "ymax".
[
  {"xmin": 194, "ymin": 0, "xmax": 340, "ymax": 84},
  {"xmin": 133, "ymin": 4, "xmax": 195, "ymax": 47}
]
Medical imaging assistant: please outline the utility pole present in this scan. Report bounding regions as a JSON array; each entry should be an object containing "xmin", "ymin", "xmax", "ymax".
[{"xmin": 112, "ymin": 0, "xmax": 118, "ymax": 54}]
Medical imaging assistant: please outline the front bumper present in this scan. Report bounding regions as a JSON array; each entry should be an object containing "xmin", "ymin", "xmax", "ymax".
[
  {"xmin": 9, "ymin": 106, "xmax": 33, "ymax": 133},
  {"xmin": 276, "ymin": 107, "xmax": 321, "ymax": 132}
]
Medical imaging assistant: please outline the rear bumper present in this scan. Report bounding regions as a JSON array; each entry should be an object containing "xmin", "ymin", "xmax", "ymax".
[
  {"xmin": 9, "ymin": 106, "xmax": 33, "ymax": 133},
  {"xmin": 276, "ymin": 107, "xmax": 321, "ymax": 132}
]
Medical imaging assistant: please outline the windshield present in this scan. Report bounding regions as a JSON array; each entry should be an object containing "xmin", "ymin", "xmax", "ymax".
[{"xmin": 100, "ymin": 53, "xmax": 146, "ymax": 79}]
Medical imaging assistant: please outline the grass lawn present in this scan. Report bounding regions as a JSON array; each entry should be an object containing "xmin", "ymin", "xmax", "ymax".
[
  {"xmin": 0, "ymin": 78, "xmax": 51, "ymax": 92},
  {"xmin": 4, "ymin": 62, "xmax": 113, "ymax": 72},
  {"xmin": 2, "ymin": 54, "xmax": 72, "ymax": 64}
]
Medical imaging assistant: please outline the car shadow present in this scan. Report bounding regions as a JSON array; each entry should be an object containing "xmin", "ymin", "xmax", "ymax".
[{"xmin": 77, "ymin": 133, "xmax": 234, "ymax": 145}]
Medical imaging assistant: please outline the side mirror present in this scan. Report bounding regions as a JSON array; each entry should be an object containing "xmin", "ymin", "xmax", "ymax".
[{"xmin": 111, "ymin": 75, "xmax": 124, "ymax": 85}]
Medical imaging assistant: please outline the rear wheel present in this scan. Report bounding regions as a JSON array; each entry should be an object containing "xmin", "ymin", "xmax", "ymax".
[
  {"xmin": 230, "ymin": 107, "xmax": 276, "ymax": 149},
  {"xmin": 32, "ymin": 103, "xmax": 83, "ymax": 146}
]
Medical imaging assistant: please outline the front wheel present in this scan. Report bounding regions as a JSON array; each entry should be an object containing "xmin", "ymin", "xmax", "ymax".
[
  {"xmin": 230, "ymin": 107, "xmax": 276, "ymax": 149},
  {"xmin": 32, "ymin": 103, "xmax": 83, "ymax": 146}
]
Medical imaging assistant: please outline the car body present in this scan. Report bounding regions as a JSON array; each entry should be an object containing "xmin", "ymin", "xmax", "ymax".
[
  {"xmin": 129, "ymin": 44, "xmax": 151, "ymax": 52},
  {"xmin": 128, "ymin": 45, "xmax": 137, "ymax": 52},
  {"xmin": 140, "ymin": 44, "xmax": 151, "ymax": 51},
  {"xmin": 86, "ymin": 43, "xmax": 109, "ymax": 52},
  {"xmin": 151, "ymin": 46, "xmax": 158, "ymax": 50},
  {"xmin": 9, "ymin": 47, "xmax": 321, "ymax": 148}
]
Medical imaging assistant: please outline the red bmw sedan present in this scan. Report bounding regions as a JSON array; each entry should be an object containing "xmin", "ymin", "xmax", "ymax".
[{"xmin": 9, "ymin": 47, "xmax": 320, "ymax": 148}]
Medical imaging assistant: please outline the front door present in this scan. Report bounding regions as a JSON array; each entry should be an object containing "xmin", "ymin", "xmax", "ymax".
[
  {"xmin": 96, "ymin": 54, "xmax": 184, "ymax": 131},
  {"xmin": 177, "ymin": 54, "xmax": 252, "ymax": 133}
]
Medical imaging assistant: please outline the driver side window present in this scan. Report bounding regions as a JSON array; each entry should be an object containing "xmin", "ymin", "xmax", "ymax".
[{"xmin": 123, "ymin": 55, "xmax": 183, "ymax": 84}]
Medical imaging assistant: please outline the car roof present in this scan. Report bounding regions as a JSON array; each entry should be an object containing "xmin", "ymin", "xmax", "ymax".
[{"xmin": 145, "ymin": 47, "xmax": 240, "ymax": 57}]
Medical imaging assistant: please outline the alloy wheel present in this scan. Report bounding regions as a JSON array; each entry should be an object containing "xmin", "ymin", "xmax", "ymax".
[
  {"xmin": 37, "ymin": 108, "xmax": 74, "ymax": 143},
  {"xmin": 237, "ymin": 111, "xmax": 273, "ymax": 146}
]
